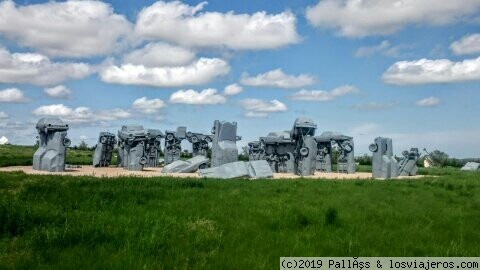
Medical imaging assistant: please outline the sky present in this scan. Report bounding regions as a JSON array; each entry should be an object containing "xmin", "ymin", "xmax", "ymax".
[{"xmin": 0, "ymin": 0, "xmax": 479, "ymax": 158}]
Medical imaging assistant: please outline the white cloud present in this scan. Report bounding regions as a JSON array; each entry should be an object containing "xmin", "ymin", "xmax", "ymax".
[
  {"xmin": 306, "ymin": 0, "xmax": 480, "ymax": 38},
  {"xmin": 0, "ymin": 88, "xmax": 28, "ymax": 103},
  {"xmin": 32, "ymin": 104, "xmax": 131, "ymax": 124},
  {"xmin": 354, "ymin": 40, "xmax": 406, "ymax": 58},
  {"xmin": 0, "ymin": 0, "xmax": 132, "ymax": 58},
  {"xmin": 100, "ymin": 57, "xmax": 229, "ymax": 87},
  {"xmin": 0, "ymin": 48, "xmax": 92, "ymax": 86},
  {"xmin": 416, "ymin": 96, "xmax": 441, "ymax": 107},
  {"xmin": 33, "ymin": 104, "xmax": 80, "ymax": 117},
  {"xmin": 123, "ymin": 42, "xmax": 195, "ymax": 67},
  {"xmin": 169, "ymin": 88, "xmax": 226, "ymax": 105},
  {"xmin": 353, "ymin": 101, "xmax": 396, "ymax": 111},
  {"xmin": 0, "ymin": 136, "xmax": 8, "ymax": 145},
  {"xmin": 450, "ymin": 33, "xmax": 480, "ymax": 55},
  {"xmin": 96, "ymin": 108, "xmax": 131, "ymax": 121},
  {"xmin": 240, "ymin": 98, "xmax": 287, "ymax": 118},
  {"xmin": 0, "ymin": 111, "xmax": 8, "ymax": 119},
  {"xmin": 223, "ymin": 83, "xmax": 243, "ymax": 96},
  {"xmin": 382, "ymin": 57, "xmax": 480, "ymax": 85},
  {"xmin": 240, "ymin": 69, "xmax": 314, "ymax": 88},
  {"xmin": 132, "ymin": 97, "xmax": 166, "ymax": 114},
  {"xmin": 44, "ymin": 85, "xmax": 72, "ymax": 99},
  {"xmin": 355, "ymin": 40, "xmax": 391, "ymax": 57},
  {"xmin": 244, "ymin": 111, "xmax": 268, "ymax": 118},
  {"xmin": 135, "ymin": 1, "xmax": 299, "ymax": 50},
  {"xmin": 291, "ymin": 85, "xmax": 358, "ymax": 101}
]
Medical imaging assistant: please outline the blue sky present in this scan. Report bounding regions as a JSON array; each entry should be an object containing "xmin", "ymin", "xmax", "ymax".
[{"xmin": 0, "ymin": 0, "xmax": 479, "ymax": 157}]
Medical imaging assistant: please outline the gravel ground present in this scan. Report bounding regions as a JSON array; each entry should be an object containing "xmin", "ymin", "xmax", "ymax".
[{"xmin": 0, "ymin": 165, "xmax": 426, "ymax": 180}]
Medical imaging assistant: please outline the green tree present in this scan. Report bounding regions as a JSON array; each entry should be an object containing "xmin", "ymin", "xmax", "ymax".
[
  {"xmin": 78, "ymin": 141, "xmax": 89, "ymax": 151},
  {"xmin": 430, "ymin": 150, "xmax": 449, "ymax": 167}
]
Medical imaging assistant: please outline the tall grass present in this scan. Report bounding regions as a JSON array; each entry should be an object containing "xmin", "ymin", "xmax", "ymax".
[{"xmin": 0, "ymin": 170, "xmax": 479, "ymax": 269}]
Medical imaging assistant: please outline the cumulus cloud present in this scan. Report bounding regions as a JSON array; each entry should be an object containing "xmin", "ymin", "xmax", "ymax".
[
  {"xmin": 240, "ymin": 98, "xmax": 287, "ymax": 118},
  {"xmin": 382, "ymin": 57, "xmax": 480, "ymax": 85},
  {"xmin": 44, "ymin": 85, "xmax": 72, "ymax": 99},
  {"xmin": 0, "ymin": 0, "xmax": 132, "ymax": 58},
  {"xmin": 240, "ymin": 69, "xmax": 314, "ymax": 88},
  {"xmin": 0, "ymin": 48, "xmax": 92, "ymax": 86},
  {"xmin": 353, "ymin": 101, "xmax": 397, "ymax": 111},
  {"xmin": 291, "ymin": 85, "xmax": 358, "ymax": 101},
  {"xmin": 416, "ymin": 96, "xmax": 441, "ymax": 107},
  {"xmin": 450, "ymin": 33, "xmax": 480, "ymax": 55},
  {"xmin": 306, "ymin": 0, "xmax": 480, "ymax": 38},
  {"xmin": 223, "ymin": 83, "xmax": 243, "ymax": 96},
  {"xmin": 135, "ymin": 1, "xmax": 299, "ymax": 50},
  {"xmin": 0, "ymin": 111, "xmax": 8, "ymax": 119},
  {"xmin": 169, "ymin": 88, "xmax": 226, "ymax": 105},
  {"xmin": 132, "ymin": 97, "xmax": 166, "ymax": 114},
  {"xmin": 32, "ymin": 104, "xmax": 131, "ymax": 124},
  {"xmin": 100, "ymin": 57, "xmax": 229, "ymax": 87},
  {"xmin": 123, "ymin": 42, "xmax": 196, "ymax": 67},
  {"xmin": 0, "ymin": 88, "xmax": 28, "ymax": 103}
]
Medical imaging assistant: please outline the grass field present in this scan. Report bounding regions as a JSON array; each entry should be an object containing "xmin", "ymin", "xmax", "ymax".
[
  {"xmin": 0, "ymin": 144, "xmax": 96, "ymax": 167},
  {"xmin": 1, "ymin": 168, "xmax": 479, "ymax": 269},
  {"xmin": 1, "ymin": 144, "xmax": 479, "ymax": 269}
]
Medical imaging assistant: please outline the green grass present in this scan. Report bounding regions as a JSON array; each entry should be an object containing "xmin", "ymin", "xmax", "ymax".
[
  {"xmin": 1, "ymin": 170, "xmax": 480, "ymax": 269},
  {"xmin": 0, "ymin": 144, "xmax": 102, "ymax": 167}
]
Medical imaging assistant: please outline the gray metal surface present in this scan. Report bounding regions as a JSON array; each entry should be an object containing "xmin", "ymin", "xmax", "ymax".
[
  {"xmin": 461, "ymin": 162, "xmax": 480, "ymax": 171},
  {"xmin": 369, "ymin": 137, "xmax": 399, "ymax": 179},
  {"xmin": 314, "ymin": 135, "xmax": 333, "ymax": 172},
  {"xmin": 92, "ymin": 132, "xmax": 116, "ymax": 167},
  {"xmin": 117, "ymin": 125, "xmax": 148, "ymax": 171},
  {"xmin": 164, "ymin": 126, "xmax": 187, "ymax": 165},
  {"xmin": 145, "ymin": 129, "xmax": 164, "ymax": 167},
  {"xmin": 33, "ymin": 117, "xmax": 70, "ymax": 172},
  {"xmin": 261, "ymin": 131, "xmax": 295, "ymax": 173},
  {"xmin": 247, "ymin": 160, "xmax": 274, "ymax": 179},
  {"xmin": 161, "ymin": 155, "xmax": 209, "ymax": 173},
  {"xmin": 315, "ymin": 132, "xmax": 356, "ymax": 174},
  {"xmin": 210, "ymin": 120, "xmax": 241, "ymax": 167},
  {"xmin": 186, "ymin": 132, "xmax": 212, "ymax": 158},
  {"xmin": 398, "ymin": 148, "xmax": 420, "ymax": 176},
  {"xmin": 291, "ymin": 118, "xmax": 317, "ymax": 176},
  {"xmin": 199, "ymin": 160, "xmax": 273, "ymax": 179},
  {"xmin": 245, "ymin": 141, "xmax": 265, "ymax": 161}
]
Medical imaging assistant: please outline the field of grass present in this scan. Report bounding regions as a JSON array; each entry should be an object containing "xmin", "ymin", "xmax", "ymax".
[
  {"xmin": 0, "ymin": 144, "xmax": 101, "ymax": 167},
  {"xmin": 1, "ymin": 168, "xmax": 479, "ymax": 269}
]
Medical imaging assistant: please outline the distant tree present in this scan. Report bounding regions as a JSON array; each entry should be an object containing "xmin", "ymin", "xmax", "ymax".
[
  {"xmin": 356, "ymin": 154, "xmax": 372, "ymax": 166},
  {"xmin": 238, "ymin": 152, "xmax": 249, "ymax": 161},
  {"xmin": 331, "ymin": 148, "xmax": 339, "ymax": 164},
  {"xmin": 430, "ymin": 150, "xmax": 449, "ymax": 167},
  {"xmin": 78, "ymin": 141, "xmax": 89, "ymax": 151},
  {"xmin": 181, "ymin": 150, "xmax": 192, "ymax": 158}
]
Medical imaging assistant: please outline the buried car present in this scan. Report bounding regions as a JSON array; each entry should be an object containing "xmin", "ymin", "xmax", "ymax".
[{"xmin": 161, "ymin": 155, "xmax": 209, "ymax": 173}]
